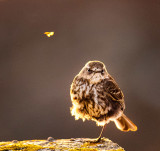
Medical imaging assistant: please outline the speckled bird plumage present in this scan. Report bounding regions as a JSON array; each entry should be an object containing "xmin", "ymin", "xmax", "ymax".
[{"xmin": 70, "ymin": 61, "xmax": 137, "ymax": 135}]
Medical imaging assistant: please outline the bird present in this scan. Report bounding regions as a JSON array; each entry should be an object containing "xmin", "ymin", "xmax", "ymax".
[{"xmin": 70, "ymin": 60, "xmax": 137, "ymax": 142}]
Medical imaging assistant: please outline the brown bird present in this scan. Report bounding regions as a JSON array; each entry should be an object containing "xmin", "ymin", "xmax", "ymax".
[{"xmin": 70, "ymin": 61, "xmax": 137, "ymax": 142}]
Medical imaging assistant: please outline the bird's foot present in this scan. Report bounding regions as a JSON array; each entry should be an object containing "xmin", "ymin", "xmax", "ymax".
[
  {"xmin": 95, "ymin": 137, "xmax": 103, "ymax": 143},
  {"xmin": 88, "ymin": 137, "xmax": 105, "ymax": 144}
]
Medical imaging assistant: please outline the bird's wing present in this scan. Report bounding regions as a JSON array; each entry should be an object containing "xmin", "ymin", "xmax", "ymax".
[{"xmin": 103, "ymin": 75, "xmax": 124, "ymax": 108}]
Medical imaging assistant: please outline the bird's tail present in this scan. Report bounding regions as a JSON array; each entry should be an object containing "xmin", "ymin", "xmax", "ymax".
[{"xmin": 114, "ymin": 114, "xmax": 137, "ymax": 132}]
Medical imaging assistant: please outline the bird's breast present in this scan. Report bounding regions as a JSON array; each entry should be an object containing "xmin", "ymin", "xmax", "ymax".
[{"xmin": 71, "ymin": 78, "xmax": 104, "ymax": 104}]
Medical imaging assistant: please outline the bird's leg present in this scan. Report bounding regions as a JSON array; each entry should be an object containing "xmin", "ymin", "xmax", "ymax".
[{"xmin": 95, "ymin": 125, "xmax": 105, "ymax": 143}]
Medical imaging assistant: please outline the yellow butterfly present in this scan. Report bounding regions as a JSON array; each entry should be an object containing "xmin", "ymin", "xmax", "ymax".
[{"xmin": 44, "ymin": 32, "xmax": 54, "ymax": 37}]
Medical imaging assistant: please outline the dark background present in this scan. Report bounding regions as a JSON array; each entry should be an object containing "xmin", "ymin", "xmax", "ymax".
[{"xmin": 0, "ymin": 0, "xmax": 160, "ymax": 151}]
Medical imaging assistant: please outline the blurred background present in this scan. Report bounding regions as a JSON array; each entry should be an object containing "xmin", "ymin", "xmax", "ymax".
[{"xmin": 0, "ymin": 0, "xmax": 160, "ymax": 151}]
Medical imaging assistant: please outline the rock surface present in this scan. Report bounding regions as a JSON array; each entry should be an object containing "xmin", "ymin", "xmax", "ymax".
[{"xmin": 0, "ymin": 137, "xmax": 125, "ymax": 151}]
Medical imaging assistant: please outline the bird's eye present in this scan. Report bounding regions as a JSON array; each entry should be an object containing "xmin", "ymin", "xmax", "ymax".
[
  {"xmin": 101, "ymin": 70, "xmax": 104, "ymax": 74},
  {"xmin": 88, "ymin": 69, "xmax": 92, "ymax": 74}
]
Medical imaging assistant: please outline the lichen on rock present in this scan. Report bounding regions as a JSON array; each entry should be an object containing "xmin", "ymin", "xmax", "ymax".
[{"xmin": 0, "ymin": 137, "xmax": 124, "ymax": 151}]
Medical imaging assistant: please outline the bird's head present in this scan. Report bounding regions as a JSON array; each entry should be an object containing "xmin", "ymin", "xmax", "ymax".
[{"xmin": 79, "ymin": 61, "xmax": 109, "ymax": 83}]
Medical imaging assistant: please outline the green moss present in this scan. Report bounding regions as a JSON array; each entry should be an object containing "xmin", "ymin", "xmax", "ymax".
[
  {"xmin": 0, "ymin": 143, "xmax": 44, "ymax": 151},
  {"xmin": 0, "ymin": 142, "xmax": 9, "ymax": 146}
]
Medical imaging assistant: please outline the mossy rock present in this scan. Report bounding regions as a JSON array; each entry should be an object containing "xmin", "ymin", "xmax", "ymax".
[{"xmin": 0, "ymin": 137, "xmax": 124, "ymax": 151}]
